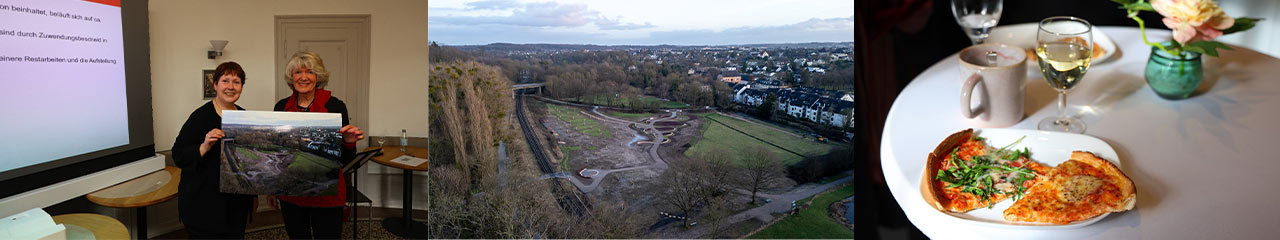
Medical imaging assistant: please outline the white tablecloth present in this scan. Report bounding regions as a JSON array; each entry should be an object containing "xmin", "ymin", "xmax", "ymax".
[{"xmin": 881, "ymin": 26, "xmax": 1280, "ymax": 239}]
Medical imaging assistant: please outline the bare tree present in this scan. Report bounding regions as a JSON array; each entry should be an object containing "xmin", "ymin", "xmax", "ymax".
[
  {"xmin": 699, "ymin": 148, "xmax": 737, "ymax": 198},
  {"xmin": 704, "ymin": 194, "xmax": 734, "ymax": 238},
  {"xmin": 654, "ymin": 157, "xmax": 709, "ymax": 228},
  {"xmin": 739, "ymin": 147, "xmax": 786, "ymax": 205},
  {"xmin": 580, "ymin": 199, "xmax": 645, "ymax": 238}
]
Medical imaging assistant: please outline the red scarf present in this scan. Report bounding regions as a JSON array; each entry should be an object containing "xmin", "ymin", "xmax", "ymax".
[
  {"xmin": 278, "ymin": 89, "xmax": 346, "ymax": 207},
  {"xmin": 283, "ymin": 89, "xmax": 331, "ymax": 113}
]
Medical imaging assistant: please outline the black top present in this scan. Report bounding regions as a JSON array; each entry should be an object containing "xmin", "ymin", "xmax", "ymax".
[{"xmin": 172, "ymin": 101, "xmax": 254, "ymax": 231}]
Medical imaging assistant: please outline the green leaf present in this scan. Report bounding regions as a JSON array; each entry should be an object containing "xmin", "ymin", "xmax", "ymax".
[
  {"xmin": 1122, "ymin": 2, "xmax": 1154, "ymax": 12},
  {"xmin": 1183, "ymin": 41, "xmax": 1233, "ymax": 57},
  {"xmin": 1111, "ymin": 0, "xmax": 1139, "ymax": 6},
  {"xmin": 1223, "ymin": 17, "xmax": 1264, "ymax": 35}
]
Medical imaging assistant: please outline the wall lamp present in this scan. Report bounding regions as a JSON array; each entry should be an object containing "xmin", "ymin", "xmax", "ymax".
[{"xmin": 208, "ymin": 40, "xmax": 229, "ymax": 59}]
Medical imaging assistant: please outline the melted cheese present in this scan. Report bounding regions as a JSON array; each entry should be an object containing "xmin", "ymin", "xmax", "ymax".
[{"xmin": 1056, "ymin": 175, "xmax": 1103, "ymax": 202}]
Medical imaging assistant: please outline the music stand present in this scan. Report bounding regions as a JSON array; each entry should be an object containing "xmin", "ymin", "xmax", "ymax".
[
  {"xmin": 343, "ymin": 148, "xmax": 380, "ymax": 174},
  {"xmin": 342, "ymin": 148, "xmax": 380, "ymax": 239}
]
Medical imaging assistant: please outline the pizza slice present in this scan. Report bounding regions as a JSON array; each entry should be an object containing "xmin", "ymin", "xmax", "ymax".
[
  {"xmin": 1003, "ymin": 151, "xmax": 1137, "ymax": 224},
  {"xmin": 926, "ymin": 129, "xmax": 1052, "ymax": 212}
]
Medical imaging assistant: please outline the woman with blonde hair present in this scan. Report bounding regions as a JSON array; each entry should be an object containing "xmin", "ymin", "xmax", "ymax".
[{"xmin": 272, "ymin": 51, "xmax": 365, "ymax": 239}]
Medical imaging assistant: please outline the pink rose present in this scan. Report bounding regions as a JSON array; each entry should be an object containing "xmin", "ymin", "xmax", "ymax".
[{"xmin": 1151, "ymin": 0, "xmax": 1235, "ymax": 44}]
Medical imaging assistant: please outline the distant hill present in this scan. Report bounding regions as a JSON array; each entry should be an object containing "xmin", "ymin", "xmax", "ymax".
[{"xmin": 449, "ymin": 42, "xmax": 853, "ymax": 52}]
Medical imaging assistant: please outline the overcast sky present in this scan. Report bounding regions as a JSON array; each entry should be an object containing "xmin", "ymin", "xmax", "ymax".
[
  {"xmin": 224, "ymin": 111, "xmax": 341, "ymax": 127},
  {"xmin": 428, "ymin": 0, "xmax": 854, "ymax": 46}
]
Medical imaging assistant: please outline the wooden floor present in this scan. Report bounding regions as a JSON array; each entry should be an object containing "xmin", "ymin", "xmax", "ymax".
[{"xmin": 155, "ymin": 206, "xmax": 427, "ymax": 239}]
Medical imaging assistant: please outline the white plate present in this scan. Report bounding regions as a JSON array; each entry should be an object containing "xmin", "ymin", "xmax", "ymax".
[
  {"xmin": 920, "ymin": 128, "xmax": 1121, "ymax": 229},
  {"xmin": 988, "ymin": 23, "xmax": 1118, "ymax": 64}
]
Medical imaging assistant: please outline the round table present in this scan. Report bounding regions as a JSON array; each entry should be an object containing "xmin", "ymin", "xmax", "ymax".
[
  {"xmin": 365, "ymin": 146, "xmax": 428, "ymax": 239},
  {"xmin": 881, "ymin": 26, "xmax": 1280, "ymax": 239},
  {"xmin": 51, "ymin": 213, "xmax": 130, "ymax": 240},
  {"xmin": 85, "ymin": 166, "xmax": 180, "ymax": 240}
]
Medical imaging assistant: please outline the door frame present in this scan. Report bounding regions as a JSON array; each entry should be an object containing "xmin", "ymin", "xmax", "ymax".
[{"xmin": 274, "ymin": 15, "xmax": 371, "ymax": 135}]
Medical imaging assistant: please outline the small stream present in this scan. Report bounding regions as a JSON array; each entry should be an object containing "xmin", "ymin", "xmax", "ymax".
[
  {"xmin": 843, "ymin": 196, "xmax": 854, "ymax": 223},
  {"xmin": 627, "ymin": 133, "xmax": 646, "ymax": 147}
]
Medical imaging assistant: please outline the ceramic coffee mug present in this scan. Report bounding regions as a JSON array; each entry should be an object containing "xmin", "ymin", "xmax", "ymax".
[{"xmin": 959, "ymin": 43, "xmax": 1027, "ymax": 128}]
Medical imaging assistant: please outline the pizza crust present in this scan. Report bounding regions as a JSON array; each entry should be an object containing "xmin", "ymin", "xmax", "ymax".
[
  {"xmin": 924, "ymin": 128, "xmax": 973, "ymax": 212},
  {"xmin": 1069, "ymin": 151, "xmax": 1137, "ymax": 211},
  {"xmin": 1002, "ymin": 151, "xmax": 1137, "ymax": 224},
  {"xmin": 924, "ymin": 129, "xmax": 1050, "ymax": 213}
]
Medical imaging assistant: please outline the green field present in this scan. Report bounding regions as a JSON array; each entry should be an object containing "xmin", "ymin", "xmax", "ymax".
[
  {"xmin": 685, "ymin": 113, "xmax": 841, "ymax": 166},
  {"xmin": 570, "ymin": 94, "xmax": 688, "ymax": 109},
  {"xmin": 747, "ymin": 184, "xmax": 854, "ymax": 239},
  {"xmin": 235, "ymin": 146, "xmax": 261, "ymax": 161},
  {"xmin": 288, "ymin": 151, "xmax": 341, "ymax": 174},
  {"xmin": 557, "ymin": 145, "xmax": 600, "ymax": 171},
  {"xmin": 559, "ymin": 146, "xmax": 581, "ymax": 171},
  {"xmin": 603, "ymin": 110, "xmax": 657, "ymax": 119},
  {"xmin": 547, "ymin": 104, "xmax": 612, "ymax": 138}
]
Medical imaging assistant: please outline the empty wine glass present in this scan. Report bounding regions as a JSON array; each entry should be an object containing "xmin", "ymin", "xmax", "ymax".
[
  {"xmin": 951, "ymin": 0, "xmax": 1003, "ymax": 45},
  {"xmin": 376, "ymin": 132, "xmax": 387, "ymax": 147},
  {"xmin": 1035, "ymin": 16, "xmax": 1093, "ymax": 133}
]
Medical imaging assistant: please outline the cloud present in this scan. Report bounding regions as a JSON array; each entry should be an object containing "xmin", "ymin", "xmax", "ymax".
[
  {"xmin": 431, "ymin": 15, "xmax": 853, "ymax": 45},
  {"xmin": 465, "ymin": 0, "xmax": 522, "ymax": 10},
  {"xmin": 224, "ymin": 111, "xmax": 341, "ymax": 127},
  {"xmin": 646, "ymin": 16, "xmax": 854, "ymax": 44},
  {"xmin": 432, "ymin": 1, "xmax": 656, "ymax": 30},
  {"xmin": 595, "ymin": 16, "xmax": 655, "ymax": 30}
]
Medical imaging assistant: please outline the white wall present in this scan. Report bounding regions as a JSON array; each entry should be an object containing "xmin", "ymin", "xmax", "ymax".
[
  {"xmin": 146, "ymin": 0, "xmax": 428, "ymax": 231},
  {"xmin": 1217, "ymin": 0, "xmax": 1280, "ymax": 58},
  {"xmin": 150, "ymin": 0, "xmax": 427, "ymax": 152}
]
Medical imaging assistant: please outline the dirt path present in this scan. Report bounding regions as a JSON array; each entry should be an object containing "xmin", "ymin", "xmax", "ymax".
[
  {"xmin": 665, "ymin": 171, "xmax": 854, "ymax": 239},
  {"xmin": 539, "ymin": 106, "xmax": 678, "ymax": 193}
]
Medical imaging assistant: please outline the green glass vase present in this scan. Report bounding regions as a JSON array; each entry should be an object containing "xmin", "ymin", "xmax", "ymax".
[{"xmin": 1144, "ymin": 44, "xmax": 1203, "ymax": 99}]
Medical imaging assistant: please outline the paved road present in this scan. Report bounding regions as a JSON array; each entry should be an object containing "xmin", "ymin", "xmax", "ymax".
[{"xmin": 667, "ymin": 171, "xmax": 854, "ymax": 239}]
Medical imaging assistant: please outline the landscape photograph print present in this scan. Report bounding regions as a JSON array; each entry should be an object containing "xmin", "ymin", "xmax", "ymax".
[
  {"xmin": 428, "ymin": 0, "xmax": 853, "ymax": 238},
  {"xmin": 219, "ymin": 110, "xmax": 344, "ymax": 196}
]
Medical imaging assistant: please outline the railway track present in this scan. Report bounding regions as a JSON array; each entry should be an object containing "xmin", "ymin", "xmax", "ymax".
[{"xmin": 514, "ymin": 93, "xmax": 589, "ymax": 216}]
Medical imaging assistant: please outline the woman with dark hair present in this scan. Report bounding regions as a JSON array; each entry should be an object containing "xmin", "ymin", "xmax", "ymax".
[
  {"xmin": 172, "ymin": 61, "xmax": 255, "ymax": 238},
  {"xmin": 272, "ymin": 51, "xmax": 366, "ymax": 239}
]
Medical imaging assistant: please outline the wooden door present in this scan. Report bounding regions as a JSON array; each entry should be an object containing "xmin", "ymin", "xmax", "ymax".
[{"xmin": 275, "ymin": 15, "xmax": 370, "ymax": 144}]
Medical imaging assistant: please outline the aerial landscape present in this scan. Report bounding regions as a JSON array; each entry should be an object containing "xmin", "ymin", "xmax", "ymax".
[
  {"xmin": 427, "ymin": 0, "xmax": 854, "ymax": 238},
  {"xmin": 219, "ymin": 111, "xmax": 344, "ymax": 196}
]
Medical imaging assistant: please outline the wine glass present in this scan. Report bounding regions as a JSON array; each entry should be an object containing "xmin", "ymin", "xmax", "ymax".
[
  {"xmin": 951, "ymin": 0, "xmax": 1003, "ymax": 45},
  {"xmin": 376, "ymin": 130, "xmax": 387, "ymax": 147},
  {"xmin": 1035, "ymin": 16, "xmax": 1093, "ymax": 133}
]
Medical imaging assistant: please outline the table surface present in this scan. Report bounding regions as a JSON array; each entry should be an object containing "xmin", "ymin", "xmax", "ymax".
[
  {"xmin": 86, "ymin": 166, "xmax": 180, "ymax": 208},
  {"xmin": 881, "ymin": 26, "xmax": 1280, "ymax": 239},
  {"xmin": 366, "ymin": 146, "xmax": 429, "ymax": 171},
  {"xmin": 52, "ymin": 213, "xmax": 130, "ymax": 240}
]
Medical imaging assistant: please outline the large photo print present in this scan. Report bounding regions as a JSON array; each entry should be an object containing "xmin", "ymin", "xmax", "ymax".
[{"xmin": 220, "ymin": 110, "xmax": 343, "ymax": 196}]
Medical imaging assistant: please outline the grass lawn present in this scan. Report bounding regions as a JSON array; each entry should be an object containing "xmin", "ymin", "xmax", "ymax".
[
  {"xmin": 603, "ymin": 110, "xmax": 656, "ymax": 119},
  {"xmin": 234, "ymin": 146, "xmax": 260, "ymax": 161},
  {"xmin": 747, "ymin": 184, "xmax": 854, "ymax": 239},
  {"xmin": 558, "ymin": 145, "xmax": 601, "ymax": 172},
  {"xmin": 570, "ymin": 94, "xmax": 687, "ymax": 109},
  {"xmin": 547, "ymin": 104, "xmax": 612, "ymax": 138},
  {"xmin": 288, "ymin": 151, "xmax": 340, "ymax": 174},
  {"xmin": 686, "ymin": 113, "xmax": 843, "ymax": 166},
  {"xmin": 559, "ymin": 146, "xmax": 581, "ymax": 172}
]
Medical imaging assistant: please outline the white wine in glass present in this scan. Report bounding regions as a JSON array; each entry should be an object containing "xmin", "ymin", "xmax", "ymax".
[
  {"xmin": 1036, "ymin": 16, "xmax": 1092, "ymax": 133},
  {"xmin": 1038, "ymin": 42, "xmax": 1091, "ymax": 90}
]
